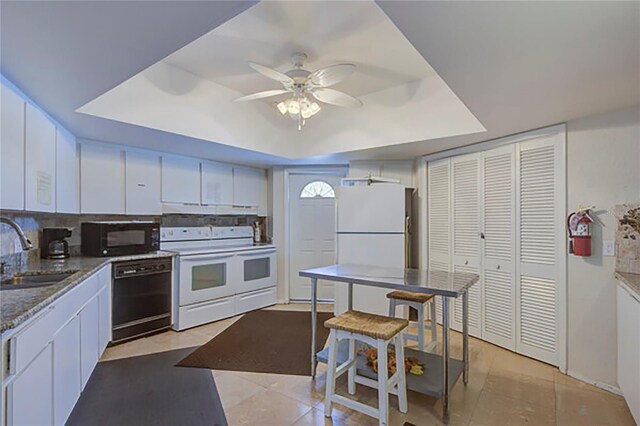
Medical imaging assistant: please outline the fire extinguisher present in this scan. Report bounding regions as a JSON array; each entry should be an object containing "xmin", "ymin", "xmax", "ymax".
[{"xmin": 567, "ymin": 207, "xmax": 594, "ymax": 256}]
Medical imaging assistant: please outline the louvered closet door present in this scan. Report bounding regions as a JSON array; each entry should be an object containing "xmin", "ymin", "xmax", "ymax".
[
  {"xmin": 516, "ymin": 135, "xmax": 564, "ymax": 366},
  {"xmin": 450, "ymin": 153, "xmax": 482, "ymax": 337},
  {"xmin": 428, "ymin": 158, "xmax": 451, "ymax": 324},
  {"xmin": 481, "ymin": 145, "xmax": 517, "ymax": 350}
]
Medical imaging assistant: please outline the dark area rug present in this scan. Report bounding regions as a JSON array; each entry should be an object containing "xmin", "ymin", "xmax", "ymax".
[
  {"xmin": 177, "ymin": 309, "xmax": 333, "ymax": 376},
  {"xmin": 67, "ymin": 347, "xmax": 227, "ymax": 426}
]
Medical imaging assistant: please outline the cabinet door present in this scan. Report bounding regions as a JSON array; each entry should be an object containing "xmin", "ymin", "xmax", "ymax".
[
  {"xmin": 80, "ymin": 296, "xmax": 100, "ymax": 389},
  {"xmin": 80, "ymin": 143, "xmax": 125, "ymax": 214},
  {"xmin": 25, "ymin": 103, "xmax": 56, "ymax": 212},
  {"xmin": 53, "ymin": 316, "xmax": 81, "ymax": 426},
  {"xmin": 55, "ymin": 128, "xmax": 79, "ymax": 213},
  {"xmin": 233, "ymin": 166, "xmax": 263, "ymax": 207},
  {"xmin": 0, "ymin": 83, "xmax": 25, "ymax": 210},
  {"xmin": 161, "ymin": 155, "xmax": 200, "ymax": 204},
  {"xmin": 201, "ymin": 161, "xmax": 233, "ymax": 205},
  {"xmin": 98, "ymin": 285, "xmax": 111, "ymax": 354},
  {"xmin": 125, "ymin": 150, "xmax": 161, "ymax": 214},
  {"xmin": 8, "ymin": 343, "xmax": 54, "ymax": 426}
]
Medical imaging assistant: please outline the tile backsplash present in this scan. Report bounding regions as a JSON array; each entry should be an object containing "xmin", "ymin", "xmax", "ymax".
[{"xmin": 0, "ymin": 211, "xmax": 260, "ymax": 267}]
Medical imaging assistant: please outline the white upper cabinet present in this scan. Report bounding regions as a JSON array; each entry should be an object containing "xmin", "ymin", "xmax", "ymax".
[
  {"xmin": 80, "ymin": 142, "xmax": 125, "ymax": 214},
  {"xmin": 0, "ymin": 83, "xmax": 25, "ymax": 210},
  {"xmin": 55, "ymin": 128, "xmax": 79, "ymax": 213},
  {"xmin": 125, "ymin": 150, "xmax": 161, "ymax": 215},
  {"xmin": 233, "ymin": 166, "xmax": 264, "ymax": 207},
  {"xmin": 25, "ymin": 103, "xmax": 56, "ymax": 212},
  {"xmin": 201, "ymin": 161, "xmax": 233, "ymax": 206},
  {"xmin": 161, "ymin": 155, "xmax": 201, "ymax": 204}
]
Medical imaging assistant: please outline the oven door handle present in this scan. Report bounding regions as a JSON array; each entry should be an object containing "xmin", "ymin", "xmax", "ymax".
[
  {"xmin": 181, "ymin": 253, "xmax": 235, "ymax": 262},
  {"xmin": 237, "ymin": 249, "xmax": 276, "ymax": 256}
]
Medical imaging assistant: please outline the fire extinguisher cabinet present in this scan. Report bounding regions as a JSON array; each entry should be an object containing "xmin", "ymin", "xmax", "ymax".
[{"xmin": 573, "ymin": 235, "xmax": 591, "ymax": 256}]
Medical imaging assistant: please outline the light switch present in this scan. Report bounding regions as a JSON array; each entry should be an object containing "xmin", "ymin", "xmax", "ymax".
[{"xmin": 603, "ymin": 240, "xmax": 616, "ymax": 256}]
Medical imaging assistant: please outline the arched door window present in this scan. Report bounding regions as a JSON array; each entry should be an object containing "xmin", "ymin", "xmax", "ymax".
[{"xmin": 300, "ymin": 180, "xmax": 335, "ymax": 199}]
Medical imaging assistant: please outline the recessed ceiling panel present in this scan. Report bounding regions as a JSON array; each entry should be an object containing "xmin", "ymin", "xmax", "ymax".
[{"xmin": 77, "ymin": 0, "xmax": 486, "ymax": 158}]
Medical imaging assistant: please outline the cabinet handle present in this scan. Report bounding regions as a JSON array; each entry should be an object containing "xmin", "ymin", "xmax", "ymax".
[
  {"xmin": 464, "ymin": 260, "xmax": 469, "ymax": 265},
  {"xmin": 137, "ymin": 183, "xmax": 146, "ymax": 187},
  {"xmin": 480, "ymin": 233, "xmax": 485, "ymax": 239},
  {"xmin": 496, "ymin": 265, "xmax": 501, "ymax": 270}
]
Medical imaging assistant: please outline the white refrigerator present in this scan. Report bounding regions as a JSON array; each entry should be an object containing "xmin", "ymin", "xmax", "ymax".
[{"xmin": 334, "ymin": 183, "xmax": 412, "ymax": 315}]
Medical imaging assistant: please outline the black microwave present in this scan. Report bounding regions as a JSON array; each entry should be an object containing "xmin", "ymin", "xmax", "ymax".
[{"xmin": 81, "ymin": 221, "xmax": 160, "ymax": 257}]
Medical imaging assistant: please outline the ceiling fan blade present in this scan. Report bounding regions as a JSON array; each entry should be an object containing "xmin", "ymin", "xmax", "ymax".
[
  {"xmin": 311, "ymin": 88, "xmax": 363, "ymax": 108},
  {"xmin": 235, "ymin": 89, "xmax": 290, "ymax": 102},
  {"xmin": 248, "ymin": 62, "xmax": 294, "ymax": 86},
  {"xmin": 307, "ymin": 64, "xmax": 356, "ymax": 88}
]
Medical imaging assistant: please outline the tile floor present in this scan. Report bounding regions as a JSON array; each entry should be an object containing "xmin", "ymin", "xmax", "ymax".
[{"xmin": 101, "ymin": 304, "xmax": 635, "ymax": 426}]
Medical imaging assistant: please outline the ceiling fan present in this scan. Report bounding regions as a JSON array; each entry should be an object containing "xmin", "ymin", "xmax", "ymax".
[{"xmin": 235, "ymin": 52, "xmax": 363, "ymax": 130}]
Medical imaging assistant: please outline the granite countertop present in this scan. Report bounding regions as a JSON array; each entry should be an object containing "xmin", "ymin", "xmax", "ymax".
[
  {"xmin": 615, "ymin": 270, "xmax": 640, "ymax": 303},
  {"xmin": 299, "ymin": 263, "xmax": 479, "ymax": 297},
  {"xmin": 1, "ymin": 251, "xmax": 176, "ymax": 334}
]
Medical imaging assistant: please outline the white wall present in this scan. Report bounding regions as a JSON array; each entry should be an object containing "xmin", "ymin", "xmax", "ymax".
[{"xmin": 566, "ymin": 105, "xmax": 640, "ymax": 389}]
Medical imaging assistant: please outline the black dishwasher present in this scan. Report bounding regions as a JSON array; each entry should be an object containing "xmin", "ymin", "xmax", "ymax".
[{"xmin": 111, "ymin": 257, "xmax": 172, "ymax": 343}]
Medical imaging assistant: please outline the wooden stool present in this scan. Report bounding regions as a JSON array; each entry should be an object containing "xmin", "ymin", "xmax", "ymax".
[
  {"xmin": 387, "ymin": 290, "xmax": 437, "ymax": 352},
  {"xmin": 324, "ymin": 310, "xmax": 408, "ymax": 426}
]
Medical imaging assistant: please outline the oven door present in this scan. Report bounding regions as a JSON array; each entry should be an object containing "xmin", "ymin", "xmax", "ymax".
[
  {"xmin": 179, "ymin": 252, "xmax": 237, "ymax": 305},
  {"xmin": 235, "ymin": 248, "xmax": 277, "ymax": 294}
]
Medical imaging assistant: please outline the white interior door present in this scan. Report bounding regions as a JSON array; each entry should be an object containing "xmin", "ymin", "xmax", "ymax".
[
  {"xmin": 289, "ymin": 174, "xmax": 342, "ymax": 301},
  {"xmin": 451, "ymin": 153, "xmax": 483, "ymax": 337},
  {"xmin": 427, "ymin": 158, "xmax": 451, "ymax": 324},
  {"xmin": 481, "ymin": 144, "xmax": 517, "ymax": 351},
  {"xmin": 516, "ymin": 135, "xmax": 565, "ymax": 365}
]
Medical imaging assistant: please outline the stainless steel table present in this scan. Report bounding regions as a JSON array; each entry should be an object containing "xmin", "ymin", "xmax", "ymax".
[{"xmin": 299, "ymin": 263, "xmax": 479, "ymax": 423}]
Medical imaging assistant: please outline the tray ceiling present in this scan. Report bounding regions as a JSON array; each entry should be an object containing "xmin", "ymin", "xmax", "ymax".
[{"xmin": 76, "ymin": 1, "xmax": 485, "ymax": 158}]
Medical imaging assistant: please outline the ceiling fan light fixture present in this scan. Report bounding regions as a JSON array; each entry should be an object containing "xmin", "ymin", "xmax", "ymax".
[{"xmin": 241, "ymin": 53, "xmax": 360, "ymax": 130}]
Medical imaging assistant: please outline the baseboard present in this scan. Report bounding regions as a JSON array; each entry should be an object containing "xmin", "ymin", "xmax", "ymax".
[{"xmin": 566, "ymin": 370, "xmax": 622, "ymax": 396}]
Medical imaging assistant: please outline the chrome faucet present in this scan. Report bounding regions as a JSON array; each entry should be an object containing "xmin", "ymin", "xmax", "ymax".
[{"xmin": 0, "ymin": 217, "xmax": 33, "ymax": 251}]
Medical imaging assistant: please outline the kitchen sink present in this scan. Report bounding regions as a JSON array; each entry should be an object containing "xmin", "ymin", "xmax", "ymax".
[{"xmin": 0, "ymin": 270, "xmax": 78, "ymax": 290}]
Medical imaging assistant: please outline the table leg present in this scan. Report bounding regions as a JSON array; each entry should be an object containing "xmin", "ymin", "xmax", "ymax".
[
  {"xmin": 311, "ymin": 278, "xmax": 318, "ymax": 379},
  {"xmin": 347, "ymin": 282, "xmax": 353, "ymax": 311},
  {"xmin": 442, "ymin": 297, "xmax": 450, "ymax": 424},
  {"xmin": 463, "ymin": 291, "xmax": 469, "ymax": 385}
]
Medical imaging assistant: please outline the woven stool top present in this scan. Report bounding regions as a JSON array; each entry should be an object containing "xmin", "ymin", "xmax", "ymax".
[
  {"xmin": 324, "ymin": 310, "xmax": 408, "ymax": 340},
  {"xmin": 386, "ymin": 290, "xmax": 435, "ymax": 304}
]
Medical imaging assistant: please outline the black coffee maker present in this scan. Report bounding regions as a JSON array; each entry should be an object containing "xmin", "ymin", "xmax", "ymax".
[{"xmin": 41, "ymin": 228, "xmax": 72, "ymax": 259}]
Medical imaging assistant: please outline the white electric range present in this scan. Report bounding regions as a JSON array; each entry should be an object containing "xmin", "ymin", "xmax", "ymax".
[{"xmin": 160, "ymin": 226, "xmax": 277, "ymax": 330}]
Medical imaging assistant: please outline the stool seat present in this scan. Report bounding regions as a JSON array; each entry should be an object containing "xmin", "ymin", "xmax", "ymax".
[
  {"xmin": 324, "ymin": 310, "xmax": 409, "ymax": 340},
  {"xmin": 386, "ymin": 290, "xmax": 435, "ymax": 304}
]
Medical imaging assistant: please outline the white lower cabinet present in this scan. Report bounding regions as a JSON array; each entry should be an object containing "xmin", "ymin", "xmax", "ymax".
[
  {"xmin": 7, "ymin": 344, "xmax": 54, "ymax": 426},
  {"xmin": 53, "ymin": 316, "xmax": 81, "ymax": 426},
  {"xmin": 2, "ymin": 265, "xmax": 111, "ymax": 426},
  {"xmin": 617, "ymin": 285, "xmax": 640, "ymax": 425},
  {"xmin": 80, "ymin": 296, "xmax": 100, "ymax": 389}
]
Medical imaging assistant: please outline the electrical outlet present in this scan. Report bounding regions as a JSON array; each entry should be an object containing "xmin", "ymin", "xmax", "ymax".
[{"xmin": 603, "ymin": 240, "xmax": 616, "ymax": 257}]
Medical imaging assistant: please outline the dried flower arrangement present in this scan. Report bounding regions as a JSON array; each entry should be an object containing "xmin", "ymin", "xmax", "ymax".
[{"xmin": 358, "ymin": 344, "xmax": 424, "ymax": 376}]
